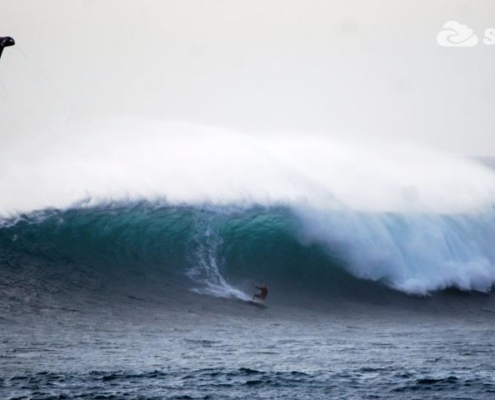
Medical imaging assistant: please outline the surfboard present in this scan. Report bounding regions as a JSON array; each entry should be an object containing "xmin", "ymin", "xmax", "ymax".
[{"xmin": 246, "ymin": 299, "xmax": 266, "ymax": 307}]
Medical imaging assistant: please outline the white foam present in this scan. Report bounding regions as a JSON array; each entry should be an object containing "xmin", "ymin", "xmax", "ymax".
[{"xmin": 295, "ymin": 208, "xmax": 495, "ymax": 294}]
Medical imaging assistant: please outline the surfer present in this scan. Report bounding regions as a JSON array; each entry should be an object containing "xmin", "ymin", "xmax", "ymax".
[
  {"xmin": 253, "ymin": 284, "xmax": 268, "ymax": 302},
  {"xmin": 0, "ymin": 36, "xmax": 15, "ymax": 62}
]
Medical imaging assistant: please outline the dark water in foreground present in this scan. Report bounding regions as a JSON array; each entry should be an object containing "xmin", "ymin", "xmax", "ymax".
[{"xmin": 2, "ymin": 292, "xmax": 495, "ymax": 400}]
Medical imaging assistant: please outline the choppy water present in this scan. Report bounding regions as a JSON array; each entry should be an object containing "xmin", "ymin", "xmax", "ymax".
[{"xmin": 3, "ymin": 295, "xmax": 495, "ymax": 400}]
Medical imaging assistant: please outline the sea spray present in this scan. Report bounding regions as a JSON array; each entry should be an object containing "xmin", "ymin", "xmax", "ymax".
[{"xmin": 1, "ymin": 118, "xmax": 494, "ymax": 214}]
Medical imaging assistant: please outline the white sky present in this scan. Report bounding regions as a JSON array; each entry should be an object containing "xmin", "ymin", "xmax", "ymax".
[{"xmin": 1, "ymin": 0, "xmax": 495, "ymax": 155}]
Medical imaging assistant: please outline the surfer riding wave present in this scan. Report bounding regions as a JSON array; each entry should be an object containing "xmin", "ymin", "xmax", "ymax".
[{"xmin": 253, "ymin": 284, "xmax": 268, "ymax": 302}]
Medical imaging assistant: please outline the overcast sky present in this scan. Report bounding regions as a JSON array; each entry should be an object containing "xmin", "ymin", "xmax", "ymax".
[{"xmin": 1, "ymin": 0, "xmax": 495, "ymax": 155}]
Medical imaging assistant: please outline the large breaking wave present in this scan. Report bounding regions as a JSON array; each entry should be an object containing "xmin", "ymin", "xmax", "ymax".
[
  {"xmin": 1, "ymin": 201, "xmax": 494, "ymax": 301},
  {"xmin": 1, "ymin": 120, "xmax": 495, "ymax": 301}
]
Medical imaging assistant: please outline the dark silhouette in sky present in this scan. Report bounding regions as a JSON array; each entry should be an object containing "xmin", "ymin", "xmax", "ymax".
[{"xmin": 0, "ymin": 36, "xmax": 15, "ymax": 63}]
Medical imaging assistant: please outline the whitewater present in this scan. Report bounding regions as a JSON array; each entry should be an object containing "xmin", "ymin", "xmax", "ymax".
[{"xmin": 2, "ymin": 119, "xmax": 495, "ymax": 399}]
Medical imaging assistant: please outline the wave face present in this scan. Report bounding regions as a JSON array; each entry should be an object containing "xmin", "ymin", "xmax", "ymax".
[{"xmin": 1, "ymin": 201, "xmax": 494, "ymax": 303}]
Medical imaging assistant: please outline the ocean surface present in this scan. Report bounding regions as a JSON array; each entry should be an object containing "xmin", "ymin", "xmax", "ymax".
[{"xmin": 1, "ymin": 132, "xmax": 495, "ymax": 399}]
